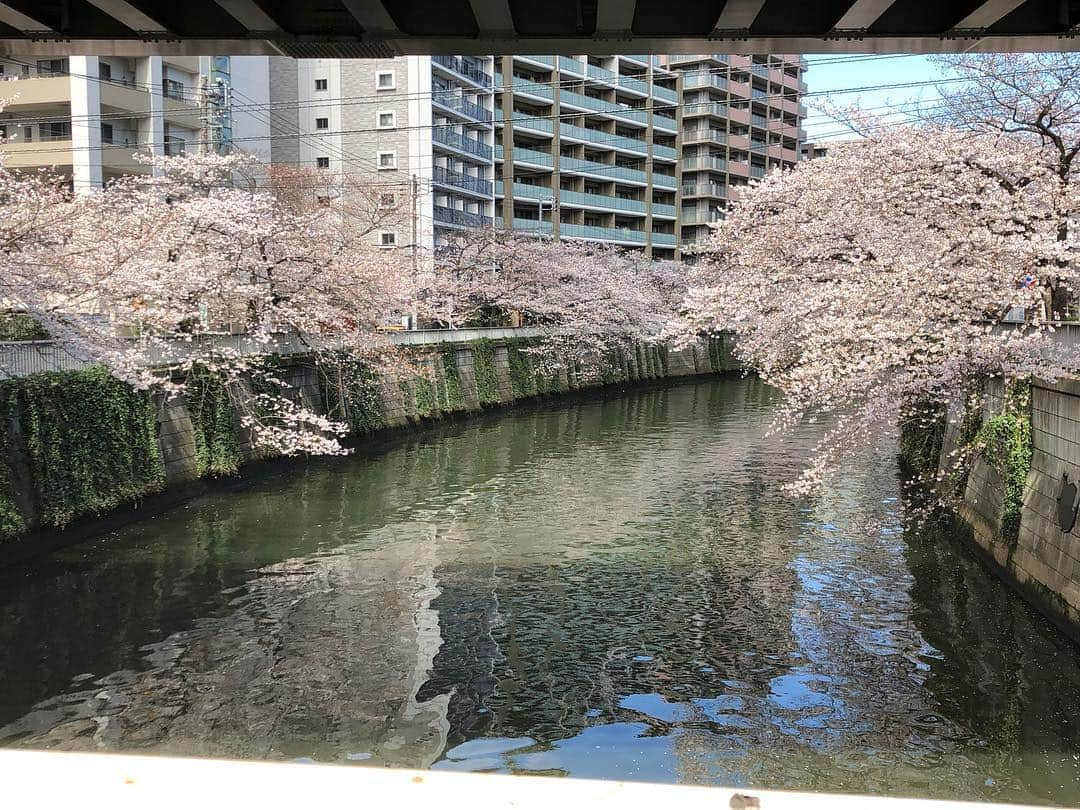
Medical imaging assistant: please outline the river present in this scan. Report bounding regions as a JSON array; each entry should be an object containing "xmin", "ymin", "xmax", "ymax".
[{"xmin": 1, "ymin": 377, "xmax": 1079, "ymax": 805}]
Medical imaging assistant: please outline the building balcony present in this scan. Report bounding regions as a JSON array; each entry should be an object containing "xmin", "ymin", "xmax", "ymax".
[
  {"xmin": 558, "ymin": 122, "xmax": 648, "ymax": 155},
  {"xmin": 728, "ymin": 133, "xmax": 750, "ymax": 150},
  {"xmin": 683, "ymin": 102, "xmax": 729, "ymax": 120},
  {"xmin": 432, "ymin": 166, "xmax": 493, "ymax": 198},
  {"xmin": 680, "ymin": 209, "xmax": 724, "ymax": 225},
  {"xmin": 508, "ymin": 77, "xmax": 554, "ymax": 102},
  {"xmin": 498, "ymin": 145, "xmax": 554, "ymax": 168},
  {"xmin": 514, "ymin": 115, "xmax": 554, "ymax": 135},
  {"xmin": 728, "ymin": 107, "xmax": 751, "ymax": 126},
  {"xmin": 652, "ymin": 232, "xmax": 676, "ymax": 247},
  {"xmin": 653, "ymin": 113, "xmax": 677, "ymax": 133},
  {"xmin": 434, "ymin": 205, "xmax": 492, "ymax": 229},
  {"xmin": 681, "ymin": 183, "xmax": 728, "ymax": 199},
  {"xmin": 652, "ymin": 203, "xmax": 676, "ymax": 218},
  {"xmin": 561, "ymin": 222, "xmax": 646, "ymax": 245},
  {"xmin": 653, "ymin": 143, "xmax": 677, "ymax": 160},
  {"xmin": 495, "ymin": 180, "xmax": 553, "ymax": 201},
  {"xmin": 729, "ymin": 79, "xmax": 751, "ymax": 98},
  {"xmin": 432, "ymin": 91, "xmax": 493, "ymax": 124},
  {"xmin": 560, "ymin": 155, "xmax": 647, "ymax": 185},
  {"xmin": 513, "ymin": 55, "xmax": 555, "ymax": 70},
  {"xmin": 432, "ymin": 128, "xmax": 492, "ymax": 161},
  {"xmin": 683, "ymin": 128, "xmax": 727, "ymax": 146},
  {"xmin": 432, "ymin": 55, "xmax": 493, "ymax": 89},
  {"xmin": 561, "ymin": 189, "xmax": 647, "ymax": 215},
  {"xmin": 653, "ymin": 85, "xmax": 678, "ymax": 103},
  {"xmin": 728, "ymin": 160, "xmax": 750, "ymax": 177},
  {"xmin": 497, "ymin": 215, "xmax": 553, "ymax": 234},
  {"xmin": 683, "ymin": 156, "xmax": 727, "ymax": 172},
  {"xmin": 684, "ymin": 73, "xmax": 727, "ymax": 92},
  {"xmin": 558, "ymin": 56, "xmax": 585, "ymax": 76},
  {"xmin": 652, "ymin": 172, "xmax": 677, "ymax": 190},
  {"xmin": 558, "ymin": 90, "xmax": 648, "ymax": 127},
  {"xmin": 0, "ymin": 75, "xmax": 70, "ymax": 106}
]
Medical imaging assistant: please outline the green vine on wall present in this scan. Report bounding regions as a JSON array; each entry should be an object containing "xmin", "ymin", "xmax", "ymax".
[
  {"xmin": 898, "ymin": 400, "xmax": 947, "ymax": 481},
  {"xmin": 471, "ymin": 339, "xmax": 500, "ymax": 405},
  {"xmin": 320, "ymin": 357, "xmax": 384, "ymax": 436},
  {"xmin": 0, "ymin": 385, "xmax": 25, "ymax": 539},
  {"xmin": 187, "ymin": 365, "xmax": 242, "ymax": 477},
  {"xmin": 7, "ymin": 367, "xmax": 165, "ymax": 529},
  {"xmin": 441, "ymin": 348, "xmax": 465, "ymax": 411},
  {"xmin": 506, "ymin": 338, "xmax": 535, "ymax": 399},
  {"xmin": 975, "ymin": 379, "xmax": 1032, "ymax": 547}
]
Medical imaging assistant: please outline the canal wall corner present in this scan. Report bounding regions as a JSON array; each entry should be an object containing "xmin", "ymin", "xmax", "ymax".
[
  {"xmin": 932, "ymin": 377, "xmax": 1080, "ymax": 642},
  {"xmin": 0, "ymin": 333, "xmax": 740, "ymax": 564}
]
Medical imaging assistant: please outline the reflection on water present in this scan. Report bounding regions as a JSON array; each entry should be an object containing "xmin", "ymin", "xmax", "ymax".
[{"xmin": 1, "ymin": 378, "xmax": 1079, "ymax": 804}]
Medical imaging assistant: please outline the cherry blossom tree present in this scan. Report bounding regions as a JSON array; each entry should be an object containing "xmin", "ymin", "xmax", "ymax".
[
  {"xmin": 685, "ymin": 121, "xmax": 1080, "ymax": 494},
  {"xmin": 0, "ymin": 152, "xmax": 416, "ymax": 457},
  {"xmin": 420, "ymin": 228, "xmax": 683, "ymax": 374}
]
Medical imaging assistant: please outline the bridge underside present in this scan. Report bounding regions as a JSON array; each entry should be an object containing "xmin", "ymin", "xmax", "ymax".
[{"xmin": 0, "ymin": 0, "xmax": 1079, "ymax": 57}]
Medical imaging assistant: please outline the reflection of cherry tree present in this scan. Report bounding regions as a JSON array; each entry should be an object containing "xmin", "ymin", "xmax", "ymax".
[
  {"xmin": 685, "ymin": 120, "xmax": 1080, "ymax": 494},
  {"xmin": 1, "ymin": 152, "xmax": 414, "ymax": 456},
  {"xmin": 422, "ymin": 229, "xmax": 684, "ymax": 373}
]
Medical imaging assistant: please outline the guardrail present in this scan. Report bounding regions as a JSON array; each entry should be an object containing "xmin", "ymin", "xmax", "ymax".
[
  {"xmin": 0, "ymin": 751, "xmax": 1053, "ymax": 810},
  {"xmin": 0, "ymin": 327, "xmax": 546, "ymax": 379}
]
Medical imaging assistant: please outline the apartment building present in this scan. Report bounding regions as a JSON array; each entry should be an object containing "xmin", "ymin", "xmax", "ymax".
[
  {"xmin": 268, "ymin": 55, "xmax": 496, "ymax": 255},
  {"xmin": 662, "ymin": 54, "xmax": 807, "ymax": 254},
  {"xmin": 0, "ymin": 55, "xmax": 271, "ymax": 193}
]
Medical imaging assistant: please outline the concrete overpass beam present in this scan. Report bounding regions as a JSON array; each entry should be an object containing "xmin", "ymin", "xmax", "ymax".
[
  {"xmin": 712, "ymin": 0, "xmax": 767, "ymax": 32},
  {"xmin": 340, "ymin": 0, "xmax": 401, "ymax": 34},
  {"xmin": 830, "ymin": 0, "xmax": 898, "ymax": 31},
  {"xmin": 83, "ymin": 0, "xmax": 170, "ymax": 34},
  {"xmin": 468, "ymin": 0, "xmax": 514, "ymax": 36},
  {"xmin": 212, "ymin": 0, "xmax": 282, "ymax": 33},
  {"xmin": 0, "ymin": 2, "xmax": 52, "ymax": 32},
  {"xmin": 952, "ymin": 0, "xmax": 1029, "ymax": 30},
  {"xmin": 597, "ymin": 0, "xmax": 636, "ymax": 36}
]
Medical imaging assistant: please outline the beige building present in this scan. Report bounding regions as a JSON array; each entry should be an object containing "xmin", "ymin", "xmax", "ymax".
[{"xmin": 0, "ymin": 55, "xmax": 271, "ymax": 193}]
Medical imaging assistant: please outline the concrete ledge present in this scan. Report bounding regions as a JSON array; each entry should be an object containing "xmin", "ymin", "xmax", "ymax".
[{"xmin": 0, "ymin": 751, "xmax": 1053, "ymax": 810}]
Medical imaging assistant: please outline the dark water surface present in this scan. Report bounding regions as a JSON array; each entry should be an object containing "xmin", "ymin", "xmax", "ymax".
[{"xmin": 2, "ymin": 378, "xmax": 1080, "ymax": 805}]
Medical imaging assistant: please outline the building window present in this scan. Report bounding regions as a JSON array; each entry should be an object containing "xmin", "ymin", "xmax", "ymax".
[
  {"xmin": 379, "ymin": 192, "xmax": 396, "ymax": 209},
  {"xmin": 379, "ymin": 231, "xmax": 397, "ymax": 247},
  {"xmin": 100, "ymin": 62, "xmax": 112, "ymax": 82},
  {"xmin": 314, "ymin": 78, "xmax": 328, "ymax": 91},
  {"xmin": 317, "ymin": 195, "xmax": 331, "ymax": 207},
  {"xmin": 376, "ymin": 70, "xmax": 395, "ymax": 90},
  {"xmin": 316, "ymin": 156, "xmax": 330, "ymax": 169},
  {"xmin": 376, "ymin": 110, "xmax": 396, "ymax": 129},
  {"xmin": 377, "ymin": 151, "xmax": 397, "ymax": 170},
  {"xmin": 315, "ymin": 117, "xmax": 329, "ymax": 130},
  {"xmin": 101, "ymin": 123, "xmax": 113, "ymax": 144}
]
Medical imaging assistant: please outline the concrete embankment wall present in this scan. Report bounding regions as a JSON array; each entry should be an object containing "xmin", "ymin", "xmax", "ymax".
[
  {"xmin": 940, "ymin": 377, "xmax": 1080, "ymax": 638},
  {"xmin": 0, "ymin": 334, "xmax": 739, "ymax": 562}
]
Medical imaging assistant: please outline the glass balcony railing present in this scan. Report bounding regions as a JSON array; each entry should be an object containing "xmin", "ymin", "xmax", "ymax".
[
  {"xmin": 558, "ymin": 90, "xmax": 649, "ymax": 126},
  {"xmin": 432, "ymin": 128, "xmax": 492, "ymax": 159},
  {"xmin": 509, "ymin": 77, "xmax": 554, "ymax": 100},
  {"xmin": 558, "ymin": 122, "xmax": 648, "ymax": 154},
  {"xmin": 495, "ymin": 181, "xmax": 553, "ymax": 201},
  {"xmin": 510, "ymin": 147, "xmax": 554, "ymax": 167},
  {"xmin": 683, "ymin": 129, "xmax": 727, "ymax": 145},
  {"xmin": 652, "ymin": 232, "xmax": 677, "ymax": 247},
  {"xmin": 559, "ymin": 56, "xmax": 585, "ymax": 75},
  {"xmin": 560, "ymin": 155, "xmax": 648, "ymax": 184},
  {"xmin": 653, "ymin": 113, "xmax": 677, "ymax": 132},
  {"xmin": 683, "ymin": 102, "xmax": 729, "ymax": 119},
  {"xmin": 432, "ymin": 166, "xmax": 493, "ymax": 196},
  {"xmin": 432, "ymin": 55, "xmax": 493, "ymax": 88},
  {"xmin": 514, "ymin": 115, "xmax": 555, "ymax": 134},
  {"xmin": 682, "ymin": 156, "xmax": 727, "ymax": 171},
  {"xmin": 653, "ymin": 85, "xmax": 678, "ymax": 103},
  {"xmin": 652, "ymin": 172, "xmax": 677, "ymax": 190},
  {"xmin": 560, "ymin": 190, "xmax": 647, "ymax": 214},
  {"xmin": 499, "ymin": 216, "xmax": 553, "ymax": 234},
  {"xmin": 652, "ymin": 203, "xmax": 677, "ymax": 218},
  {"xmin": 653, "ymin": 143, "xmax": 677, "ymax": 160},
  {"xmin": 434, "ymin": 205, "xmax": 492, "ymax": 228},
  {"xmin": 681, "ymin": 183, "xmax": 728, "ymax": 198},
  {"xmin": 684, "ymin": 73, "xmax": 727, "ymax": 91},
  {"xmin": 561, "ymin": 223, "xmax": 646, "ymax": 244},
  {"xmin": 432, "ymin": 90, "xmax": 493, "ymax": 123}
]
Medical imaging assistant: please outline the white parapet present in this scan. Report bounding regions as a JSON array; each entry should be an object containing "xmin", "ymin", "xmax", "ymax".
[{"xmin": 0, "ymin": 750, "xmax": 1059, "ymax": 810}]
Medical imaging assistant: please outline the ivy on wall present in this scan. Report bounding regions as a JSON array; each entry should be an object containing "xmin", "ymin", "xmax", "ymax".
[
  {"xmin": 6, "ymin": 367, "xmax": 165, "ymax": 530},
  {"xmin": 440, "ymin": 348, "xmax": 465, "ymax": 411},
  {"xmin": 0, "ymin": 386, "xmax": 25, "ymax": 539},
  {"xmin": 471, "ymin": 339, "xmax": 500, "ymax": 405},
  {"xmin": 658, "ymin": 345, "xmax": 670, "ymax": 376},
  {"xmin": 708, "ymin": 336, "xmax": 724, "ymax": 373},
  {"xmin": 506, "ymin": 339, "xmax": 535, "ymax": 399},
  {"xmin": 414, "ymin": 372, "xmax": 436, "ymax": 417},
  {"xmin": 187, "ymin": 365, "xmax": 242, "ymax": 477},
  {"xmin": 976, "ymin": 379, "xmax": 1032, "ymax": 547},
  {"xmin": 321, "ymin": 358, "xmax": 384, "ymax": 436},
  {"xmin": 950, "ymin": 390, "xmax": 984, "ymax": 497}
]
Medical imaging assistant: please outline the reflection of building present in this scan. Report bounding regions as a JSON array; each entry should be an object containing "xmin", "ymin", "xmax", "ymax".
[{"xmin": 0, "ymin": 56, "xmax": 270, "ymax": 194}]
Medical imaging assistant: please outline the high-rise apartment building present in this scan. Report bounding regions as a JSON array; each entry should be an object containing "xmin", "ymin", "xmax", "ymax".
[
  {"xmin": 663, "ymin": 54, "xmax": 806, "ymax": 254},
  {"xmin": 268, "ymin": 55, "xmax": 497, "ymax": 255},
  {"xmin": 495, "ymin": 55, "xmax": 680, "ymax": 259},
  {"xmin": 0, "ymin": 55, "xmax": 271, "ymax": 193}
]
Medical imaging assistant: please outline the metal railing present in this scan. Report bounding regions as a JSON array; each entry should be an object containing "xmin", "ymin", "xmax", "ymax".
[
  {"xmin": 432, "ymin": 55, "xmax": 493, "ymax": 88},
  {"xmin": 432, "ymin": 91, "xmax": 493, "ymax": 123},
  {"xmin": 432, "ymin": 128, "xmax": 492, "ymax": 160},
  {"xmin": 432, "ymin": 166, "xmax": 493, "ymax": 196},
  {"xmin": 433, "ymin": 205, "xmax": 492, "ymax": 228}
]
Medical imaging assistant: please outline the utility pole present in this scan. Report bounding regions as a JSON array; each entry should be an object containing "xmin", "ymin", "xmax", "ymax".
[{"xmin": 411, "ymin": 174, "xmax": 419, "ymax": 330}]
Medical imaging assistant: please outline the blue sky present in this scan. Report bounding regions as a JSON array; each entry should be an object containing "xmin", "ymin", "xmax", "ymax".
[{"xmin": 802, "ymin": 54, "xmax": 945, "ymax": 141}]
